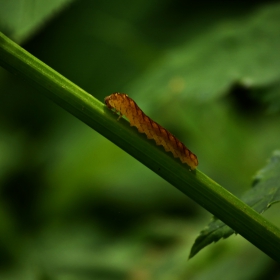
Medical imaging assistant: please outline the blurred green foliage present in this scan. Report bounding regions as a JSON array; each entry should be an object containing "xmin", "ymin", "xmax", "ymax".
[
  {"xmin": 0, "ymin": 0, "xmax": 280, "ymax": 279},
  {"xmin": 191, "ymin": 151, "xmax": 280, "ymax": 259}
]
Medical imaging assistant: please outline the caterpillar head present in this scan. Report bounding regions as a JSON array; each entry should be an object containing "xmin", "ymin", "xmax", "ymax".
[{"xmin": 104, "ymin": 95, "xmax": 113, "ymax": 109}]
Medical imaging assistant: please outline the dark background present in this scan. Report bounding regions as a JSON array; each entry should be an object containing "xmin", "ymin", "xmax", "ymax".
[{"xmin": 0, "ymin": 0, "xmax": 280, "ymax": 279}]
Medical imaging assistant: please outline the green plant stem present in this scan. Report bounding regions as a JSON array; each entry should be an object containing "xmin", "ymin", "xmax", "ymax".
[{"xmin": 1, "ymin": 32, "xmax": 280, "ymax": 261}]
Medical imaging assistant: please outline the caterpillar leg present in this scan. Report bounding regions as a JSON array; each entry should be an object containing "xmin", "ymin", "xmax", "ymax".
[{"xmin": 117, "ymin": 113, "xmax": 123, "ymax": 121}]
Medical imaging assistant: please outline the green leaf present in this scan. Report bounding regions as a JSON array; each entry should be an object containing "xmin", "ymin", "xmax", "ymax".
[
  {"xmin": 190, "ymin": 150, "xmax": 280, "ymax": 258},
  {"xmin": 129, "ymin": 3, "xmax": 280, "ymax": 102},
  {"xmin": 0, "ymin": 0, "xmax": 74, "ymax": 42}
]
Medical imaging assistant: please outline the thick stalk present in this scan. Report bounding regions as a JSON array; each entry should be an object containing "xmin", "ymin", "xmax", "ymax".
[{"xmin": 0, "ymin": 32, "xmax": 280, "ymax": 261}]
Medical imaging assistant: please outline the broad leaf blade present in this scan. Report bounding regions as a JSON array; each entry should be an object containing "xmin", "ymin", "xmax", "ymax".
[
  {"xmin": 0, "ymin": 0, "xmax": 74, "ymax": 42},
  {"xmin": 130, "ymin": 3, "xmax": 280, "ymax": 104},
  {"xmin": 190, "ymin": 150, "xmax": 280, "ymax": 258}
]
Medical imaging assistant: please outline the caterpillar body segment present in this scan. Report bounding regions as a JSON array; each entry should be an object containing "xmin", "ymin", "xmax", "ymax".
[{"xmin": 105, "ymin": 93, "xmax": 198, "ymax": 170}]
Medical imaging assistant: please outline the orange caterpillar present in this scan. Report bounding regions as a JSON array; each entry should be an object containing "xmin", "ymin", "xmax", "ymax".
[{"xmin": 104, "ymin": 93, "xmax": 198, "ymax": 170}]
